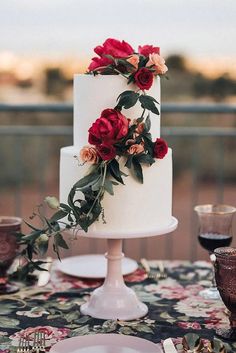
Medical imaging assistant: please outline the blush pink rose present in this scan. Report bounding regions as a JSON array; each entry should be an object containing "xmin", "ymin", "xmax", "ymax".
[
  {"xmin": 126, "ymin": 54, "xmax": 140, "ymax": 71},
  {"xmin": 138, "ymin": 44, "xmax": 160, "ymax": 57},
  {"xmin": 147, "ymin": 53, "xmax": 168, "ymax": 75},
  {"xmin": 88, "ymin": 109, "xmax": 129, "ymax": 146},
  {"xmin": 80, "ymin": 146, "xmax": 99, "ymax": 164}
]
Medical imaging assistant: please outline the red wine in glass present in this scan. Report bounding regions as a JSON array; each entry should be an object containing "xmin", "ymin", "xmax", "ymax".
[
  {"xmin": 198, "ymin": 232, "xmax": 232, "ymax": 253},
  {"xmin": 194, "ymin": 204, "xmax": 236, "ymax": 300}
]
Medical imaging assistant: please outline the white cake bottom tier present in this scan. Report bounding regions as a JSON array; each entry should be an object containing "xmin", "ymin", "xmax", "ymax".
[{"xmin": 60, "ymin": 146, "xmax": 174, "ymax": 238}]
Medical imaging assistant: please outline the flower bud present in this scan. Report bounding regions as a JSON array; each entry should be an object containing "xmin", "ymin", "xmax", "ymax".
[{"xmin": 45, "ymin": 196, "xmax": 60, "ymax": 209}]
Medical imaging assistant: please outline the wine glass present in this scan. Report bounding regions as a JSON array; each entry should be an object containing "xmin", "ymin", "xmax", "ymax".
[
  {"xmin": 0, "ymin": 216, "xmax": 22, "ymax": 294},
  {"xmin": 194, "ymin": 204, "xmax": 236, "ymax": 300},
  {"xmin": 214, "ymin": 247, "xmax": 236, "ymax": 341}
]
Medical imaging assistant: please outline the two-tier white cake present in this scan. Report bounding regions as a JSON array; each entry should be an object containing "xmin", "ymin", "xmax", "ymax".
[{"xmin": 59, "ymin": 74, "xmax": 174, "ymax": 237}]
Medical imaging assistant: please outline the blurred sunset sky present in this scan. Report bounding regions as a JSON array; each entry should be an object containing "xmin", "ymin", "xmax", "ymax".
[{"xmin": 0, "ymin": 0, "xmax": 236, "ymax": 105}]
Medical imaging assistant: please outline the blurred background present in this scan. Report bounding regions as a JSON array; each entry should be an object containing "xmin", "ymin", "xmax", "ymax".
[{"xmin": 0, "ymin": 0, "xmax": 235, "ymax": 261}]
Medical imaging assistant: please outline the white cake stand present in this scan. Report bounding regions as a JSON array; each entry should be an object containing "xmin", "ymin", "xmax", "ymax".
[{"xmin": 80, "ymin": 217, "xmax": 178, "ymax": 320}]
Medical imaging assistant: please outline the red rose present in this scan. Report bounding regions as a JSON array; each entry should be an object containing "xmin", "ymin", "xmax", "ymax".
[
  {"xmin": 138, "ymin": 45, "xmax": 160, "ymax": 57},
  {"xmin": 95, "ymin": 38, "xmax": 134, "ymax": 58},
  {"xmin": 134, "ymin": 68, "xmax": 154, "ymax": 90},
  {"xmin": 88, "ymin": 109, "xmax": 129, "ymax": 146},
  {"xmin": 88, "ymin": 56, "xmax": 113, "ymax": 72},
  {"xmin": 153, "ymin": 138, "xmax": 168, "ymax": 159},
  {"xmin": 97, "ymin": 143, "xmax": 116, "ymax": 161}
]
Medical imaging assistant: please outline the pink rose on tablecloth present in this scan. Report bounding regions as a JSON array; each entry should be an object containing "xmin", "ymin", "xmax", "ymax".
[
  {"xmin": 138, "ymin": 44, "xmax": 160, "ymax": 57},
  {"xmin": 10, "ymin": 326, "xmax": 70, "ymax": 348},
  {"xmin": 88, "ymin": 109, "xmax": 129, "ymax": 146},
  {"xmin": 177, "ymin": 321, "xmax": 201, "ymax": 330}
]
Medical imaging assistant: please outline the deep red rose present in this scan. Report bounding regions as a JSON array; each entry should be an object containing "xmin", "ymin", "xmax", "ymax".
[
  {"xmin": 153, "ymin": 138, "xmax": 168, "ymax": 159},
  {"xmin": 94, "ymin": 38, "xmax": 134, "ymax": 58},
  {"xmin": 134, "ymin": 68, "xmax": 154, "ymax": 90},
  {"xmin": 88, "ymin": 109, "xmax": 129, "ymax": 146},
  {"xmin": 97, "ymin": 143, "xmax": 116, "ymax": 161},
  {"xmin": 138, "ymin": 44, "xmax": 160, "ymax": 57},
  {"xmin": 88, "ymin": 56, "xmax": 113, "ymax": 72}
]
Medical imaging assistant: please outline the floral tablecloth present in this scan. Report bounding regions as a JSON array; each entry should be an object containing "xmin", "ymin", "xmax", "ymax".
[{"xmin": 0, "ymin": 260, "xmax": 235, "ymax": 352}]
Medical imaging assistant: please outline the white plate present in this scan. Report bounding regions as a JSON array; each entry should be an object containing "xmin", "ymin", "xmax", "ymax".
[
  {"xmin": 55, "ymin": 254, "xmax": 138, "ymax": 278},
  {"xmin": 49, "ymin": 333, "xmax": 162, "ymax": 353}
]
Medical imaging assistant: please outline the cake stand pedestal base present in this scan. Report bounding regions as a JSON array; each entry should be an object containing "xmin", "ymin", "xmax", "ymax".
[{"xmin": 80, "ymin": 238, "xmax": 148, "ymax": 320}]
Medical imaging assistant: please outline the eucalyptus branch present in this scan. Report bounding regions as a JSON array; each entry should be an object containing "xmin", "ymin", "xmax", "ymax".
[{"xmin": 86, "ymin": 162, "xmax": 108, "ymax": 219}]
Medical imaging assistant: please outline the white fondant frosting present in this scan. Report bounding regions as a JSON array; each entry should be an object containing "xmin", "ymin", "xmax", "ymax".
[
  {"xmin": 60, "ymin": 146, "xmax": 173, "ymax": 238},
  {"xmin": 73, "ymin": 74, "xmax": 160, "ymax": 147},
  {"xmin": 60, "ymin": 74, "xmax": 175, "ymax": 238}
]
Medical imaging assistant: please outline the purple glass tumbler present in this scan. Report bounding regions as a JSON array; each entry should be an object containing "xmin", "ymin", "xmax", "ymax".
[
  {"xmin": 0, "ymin": 216, "xmax": 21, "ymax": 294},
  {"xmin": 214, "ymin": 247, "xmax": 236, "ymax": 341}
]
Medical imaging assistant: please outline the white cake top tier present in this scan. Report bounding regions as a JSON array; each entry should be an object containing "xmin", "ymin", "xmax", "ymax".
[{"xmin": 73, "ymin": 74, "xmax": 161, "ymax": 147}]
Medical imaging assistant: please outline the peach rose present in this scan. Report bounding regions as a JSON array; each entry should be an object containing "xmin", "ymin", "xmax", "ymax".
[
  {"xmin": 127, "ymin": 54, "xmax": 139, "ymax": 70},
  {"xmin": 135, "ymin": 122, "xmax": 145, "ymax": 135},
  {"xmin": 127, "ymin": 143, "xmax": 144, "ymax": 155},
  {"xmin": 80, "ymin": 146, "xmax": 99, "ymax": 164},
  {"xmin": 147, "ymin": 53, "xmax": 168, "ymax": 75}
]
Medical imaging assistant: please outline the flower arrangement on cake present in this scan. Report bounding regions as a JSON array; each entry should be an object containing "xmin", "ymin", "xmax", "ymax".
[{"xmin": 17, "ymin": 38, "xmax": 169, "ymax": 273}]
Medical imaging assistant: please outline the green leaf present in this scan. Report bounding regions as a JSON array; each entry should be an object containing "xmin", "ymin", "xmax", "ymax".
[
  {"xmin": 108, "ymin": 159, "xmax": 124, "ymax": 184},
  {"xmin": 64, "ymin": 311, "xmax": 80, "ymax": 323},
  {"xmin": 55, "ymin": 233, "xmax": 69, "ymax": 249},
  {"xmin": 91, "ymin": 176, "xmax": 102, "ymax": 191},
  {"xmin": 0, "ymin": 316, "xmax": 20, "ymax": 328},
  {"xmin": 50, "ymin": 210, "xmax": 68, "ymax": 222},
  {"xmin": 74, "ymin": 171, "xmax": 101, "ymax": 190},
  {"xmin": 125, "ymin": 155, "xmax": 133, "ymax": 169},
  {"xmin": 145, "ymin": 114, "xmax": 151, "ymax": 132},
  {"xmin": 104, "ymin": 179, "xmax": 114, "ymax": 195},
  {"xmin": 102, "ymin": 320, "xmax": 117, "ymax": 333},
  {"xmin": 139, "ymin": 95, "xmax": 159, "ymax": 115},
  {"xmin": 23, "ymin": 220, "xmax": 40, "ymax": 231},
  {"xmin": 136, "ymin": 153, "xmax": 155, "ymax": 165},
  {"xmin": 117, "ymin": 58, "xmax": 137, "ymax": 70},
  {"xmin": 70, "ymin": 325, "xmax": 90, "ymax": 337},
  {"xmin": 132, "ymin": 158, "xmax": 143, "ymax": 183},
  {"xmin": 60, "ymin": 203, "xmax": 72, "ymax": 212},
  {"xmin": 116, "ymin": 90, "xmax": 139, "ymax": 109},
  {"xmin": 182, "ymin": 333, "xmax": 204, "ymax": 352},
  {"xmin": 208, "ymin": 338, "xmax": 227, "ymax": 353}
]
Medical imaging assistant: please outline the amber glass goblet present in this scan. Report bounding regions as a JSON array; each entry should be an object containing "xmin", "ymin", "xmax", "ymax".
[
  {"xmin": 0, "ymin": 216, "xmax": 22, "ymax": 294},
  {"xmin": 194, "ymin": 204, "xmax": 236, "ymax": 300},
  {"xmin": 214, "ymin": 247, "xmax": 236, "ymax": 341}
]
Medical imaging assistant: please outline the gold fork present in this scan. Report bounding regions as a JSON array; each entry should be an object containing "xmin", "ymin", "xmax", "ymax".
[
  {"xmin": 140, "ymin": 258, "xmax": 159, "ymax": 280},
  {"xmin": 32, "ymin": 331, "xmax": 46, "ymax": 352},
  {"xmin": 157, "ymin": 260, "xmax": 167, "ymax": 279},
  {"xmin": 17, "ymin": 337, "xmax": 30, "ymax": 353}
]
